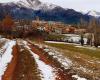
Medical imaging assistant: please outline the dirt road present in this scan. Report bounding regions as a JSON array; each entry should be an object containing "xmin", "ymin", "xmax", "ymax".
[
  {"xmin": 2, "ymin": 45, "xmax": 18, "ymax": 80},
  {"xmin": 29, "ymin": 42, "xmax": 73, "ymax": 80},
  {"xmin": 2, "ymin": 40, "xmax": 73, "ymax": 80}
]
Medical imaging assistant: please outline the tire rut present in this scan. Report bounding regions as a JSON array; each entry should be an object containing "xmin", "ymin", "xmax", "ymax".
[
  {"xmin": 12, "ymin": 45, "xmax": 41, "ymax": 80},
  {"xmin": 28, "ymin": 42, "xmax": 73, "ymax": 80}
]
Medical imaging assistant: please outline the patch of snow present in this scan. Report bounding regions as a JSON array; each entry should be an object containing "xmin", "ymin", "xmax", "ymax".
[
  {"xmin": 31, "ymin": 52, "xmax": 55, "ymax": 80},
  {"xmin": 45, "ymin": 40, "xmax": 97, "ymax": 51},
  {"xmin": 0, "ymin": 39, "xmax": 16, "ymax": 80},
  {"xmin": 67, "ymin": 37, "xmax": 87, "ymax": 44},
  {"xmin": 20, "ymin": 49, "xmax": 24, "ymax": 52},
  {"xmin": 34, "ymin": 42, "xmax": 72, "ymax": 69},
  {"xmin": 72, "ymin": 75, "xmax": 87, "ymax": 80},
  {"xmin": 62, "ymin": 34, "xmax": 80, "ymax": 37},
  {"xmin": 79, "ymin": 67, "xmax": 87, "ymax": 73},
  {"xmin": 75, "ymin": 45, "xmax": 97, "ymax": 50},
  {"xmin": 48, "ymin": 50, "xmax": 72, "ymax": 69},
  {"xmin": 0, "ymin": 38, "xmax": 9, "ymax": 43},
  {"xmin": 45, "ymin": 41, "xmax": 81, "ymax": 46},
  {"xmin": 87, "ymin": 10, "xmax": 100, "ymax": 18},
  {"xmin": 96, "ymin": 60, "xmax": 100, "ymax": 64},
  {"xmin": 27, "ymin": 41, "xmax": 90, "ymax": 80},
  {"xmin": 63, "ymin": 34, "xmax": 87, "ymax": 44},
  {"xmin": 45, "ymin": 38, "xmax": 87, "ymax": 45},
  {"xmin": 23, "ymin": 41, "xmax": 56, "ymax": 80},
  {"xmin": 45, "ymin": 41, "xmax": 70, "ymax": 44},
  {"xmin": 0, "ymin": 39, "xmax": 11, "ymax": 53},
  {"xmin": 68, "ymin": 36, "xmax": 80, "ymax": 43},
  {"xmin": 16, "ymin": 0, "xmax": 57, "ymax": 10}
]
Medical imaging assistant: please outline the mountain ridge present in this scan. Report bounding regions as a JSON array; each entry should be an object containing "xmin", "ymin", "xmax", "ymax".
[
  {"xmin": 87, "ymin": 10, "xmax": 100, "ymax": 18},
  {"xmin": 0, "ymin": 0, "xmax": 95, "ymax": 24}
]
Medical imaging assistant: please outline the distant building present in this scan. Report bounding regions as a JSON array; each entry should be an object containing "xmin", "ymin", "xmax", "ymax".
[
  {"xmin": 14, "ymin": 20, "xmax": 32, "ymax": 31},
  {"xmin": 75, "ymin": 28, "xmax": 87, "ymax": 34}
]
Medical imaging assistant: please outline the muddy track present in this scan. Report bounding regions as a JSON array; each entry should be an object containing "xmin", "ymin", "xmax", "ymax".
[
  {"xmin": 12, "ymin": 45, "xmax": 41, "ymax": 80},
  {"xmin": 2, "ymin": 42, "xmax": 41, "ymax": 80},
  {"xmin": 2, "ymin": 40, "xmax": 73, "ymax": 80},
  {"xmin": 2, "ymin": 45, "xmax": 19, "ymax": 80},
  {"xmin": 28, "ymin": 42, "xmax": 73, "ymax": 80}
]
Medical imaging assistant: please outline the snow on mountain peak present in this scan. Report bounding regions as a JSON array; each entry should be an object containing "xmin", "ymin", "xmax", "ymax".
[
  {"xmin": 87, "ymin": 10, "xmax": 100, "ymax": 17},
  {"xmin": 15, "ymin": 0, "xmax": 57, "ymax": 10},
  {"xmin": 16, "ymin": 0, "xmax": 41, "ymax": 9}
]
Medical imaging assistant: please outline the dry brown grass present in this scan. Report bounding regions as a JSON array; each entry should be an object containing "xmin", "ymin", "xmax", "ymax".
[{"xmin": 46, "ymin": 43, "xmax": 100, "ymax": 80}]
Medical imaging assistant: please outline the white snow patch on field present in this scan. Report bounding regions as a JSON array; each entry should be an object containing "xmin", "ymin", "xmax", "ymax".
[
  {"xmin": 30, "ymin": 51, "xmax": 55, "ymax": 80},
  {"xmin": 45, "ymin": 41, "xmax": 80, "ymax": 46},
  {"xmin": 45, "ymin": 41, "xmax": 69, "ymax": 44},
  {"xmin": 72, "ymin": 75, "xmax": 87, "ymax": 80},
  {"xmin": 45, "ymin": 41, "xmax": 98, "ymax": 51},
  {"xmin": 75, "ymin": 45, "xmax": 97, "ymax": 50},
  {"xmin": 0, "ymin": 39, "xmax": 16, "ymax": 80},
  {"xmin": 23, "ymin": 41, "xmax": 55, "ymax": 80},
  {"xmin": 34, "ymin": 42, "xmax": 72, "ymax": 69},
  {"xmin": 47, "ymin": 50, "xmax": 72, "ymax": 69},
  {"xmin": 0, "ymin": 39, "xmax": 11, "ymax": 55},
  {"xmin": 27, "ymin": 40, "xmax": 88, "ymax": 80}
]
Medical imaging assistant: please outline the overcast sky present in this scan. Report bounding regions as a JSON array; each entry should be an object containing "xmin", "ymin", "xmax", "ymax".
[{"xmin": 0, "ymin": 0, "xmax": 100, "ymax": 12}]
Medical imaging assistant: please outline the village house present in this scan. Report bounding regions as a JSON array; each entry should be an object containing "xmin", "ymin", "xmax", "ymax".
[
  {"xmin": 32, "ymin": 20, "xmax": 64, "ymax": 34},
  {"xmin": 14, "ymin": 20, "xmax": 32, "ymax": 31},
  {"xmin": 11, "ymin": 19, "xmax": 33, "ymax": 37},
  {"xmin": 62, "ymin": 25, "xmax": 76, "ymax": 34},
  {"xmin": 75, "ymin": 28, "xmax": 87, "ymax": 34},
  {"xmin": 32, "ymin": 18, "xmax": 88, "ymax": 35}
]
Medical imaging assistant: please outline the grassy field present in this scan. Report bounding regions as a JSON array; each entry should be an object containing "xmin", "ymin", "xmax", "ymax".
[
  {"xmin": 45, "ymin": 34, "xmax": 66, "ymax": 41},
  {"xmin": 46, "ymin": 43, "xmax": 100, "ymax": 59},
  {"xmin": 30, "ymin": 40, "xmax": 100, "ymax": 79}
]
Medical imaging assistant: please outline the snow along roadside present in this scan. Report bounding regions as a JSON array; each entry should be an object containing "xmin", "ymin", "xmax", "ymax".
[
  {"xmin": 33, "ymin": 42, "xmax": 72, "ymax": 69},
  {"xmin": 0, "ymin": 40, "xmax": 16, "ymax": 80},
  {"xmin": 0, "ymin": 39, "xmax": 10, "ymax": 55},
  {"xmin": 33, "ymin": 42, "xmax": 87, "ymax": 80},
  {"xmin": 23, "ymin": 41, "xmax": 55, "ymax": 80},
  {"xmin": 72, "ymin": 75, "xmax": 87, "ymax": 80}
]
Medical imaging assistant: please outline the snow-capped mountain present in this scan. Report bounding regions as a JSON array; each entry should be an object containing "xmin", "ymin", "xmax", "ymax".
[
  {"xmin": 16, "ymin": 0, "xmax": 100, "ymax": 18},
  {"xmin": 0, "ymin": 0, "xmax": 93, "ymax": 24},
  {"xmin": 87, "ymin": 11, "xmax": 100, "ymax": 18},
  {"xmin": 15, "ymin": 0, "xmax": 57, "ymax": 10}
]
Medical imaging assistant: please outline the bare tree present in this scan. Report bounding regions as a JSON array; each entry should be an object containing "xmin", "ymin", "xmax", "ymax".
[{"xmin": 88, "ymin": 18, "xmax": 100, "ymax": 47}]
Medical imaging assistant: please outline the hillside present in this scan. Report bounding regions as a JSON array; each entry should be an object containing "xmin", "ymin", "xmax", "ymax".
[{"xmin": 0, "ymin": 0, "xmax": 93, "ymax": 24}]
